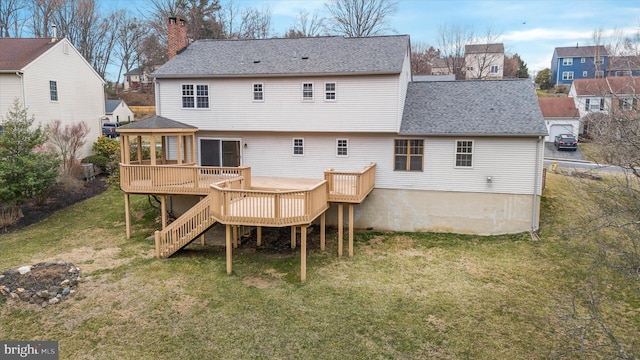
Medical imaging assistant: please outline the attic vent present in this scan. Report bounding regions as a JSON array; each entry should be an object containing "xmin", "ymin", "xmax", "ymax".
[
  {"xmin": 253, "ymin": 60, "xmax": 260, "ymax": 64},
  {"xmin": 301, "ymin": 56, "xmax": 309, "ymax": 60}
]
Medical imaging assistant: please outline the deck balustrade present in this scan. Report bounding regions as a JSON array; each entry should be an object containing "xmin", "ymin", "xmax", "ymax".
[{"xmin": 325, "ymin": 162, "xmax": 376, "ymax": 203}]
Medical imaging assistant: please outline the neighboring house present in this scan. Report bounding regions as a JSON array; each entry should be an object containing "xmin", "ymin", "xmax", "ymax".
[
  {"xmin": 0, "ymin": 37, "xmax": 105, "ymax": 158},
  {"xmin": 569, "ymin": 76, "xmax": 640, "ymax": 118},
  {"xmin": 104, "ymin": 99, "xmax": 134, "ymax": 123},
  {"xmin": 537, "ymin": 98, "xmax": 581, "ymax": 142},
  {"xmin": 430, "ymin": 58, "xmax": 451, "ymax": 75},
  {"xmin": 413, "ymin": 74, "xmax": 455, "ymax": 82},
  {"xmin": 130, "ymin": 26, "xmax": 545, "ymax": 238},
  {"xmin": 550, "ymin": 45, "xmax": 609, "ymax": 87},
  {"xmin": 464, "ymin": 43, "xmax": 505, "ymax": 80},
  {"xmin": 123, "ymin": 66, "xmax": 158, "ymax": 92},
  {"xmin": 606, "ymin": 55, "xmax": 640, "ymax": 77}
]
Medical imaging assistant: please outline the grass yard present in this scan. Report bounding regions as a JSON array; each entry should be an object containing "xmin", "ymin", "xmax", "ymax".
[{"xmin": 1, "ymin": 173, "xmax": 638, "ymax": 359}]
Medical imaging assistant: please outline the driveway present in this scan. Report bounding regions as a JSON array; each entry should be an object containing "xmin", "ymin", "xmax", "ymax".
[{"xmin": 544, "ymin": 142, "xmax": 586, "ymax": 161}]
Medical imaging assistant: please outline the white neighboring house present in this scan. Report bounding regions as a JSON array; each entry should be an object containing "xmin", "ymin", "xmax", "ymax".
[
  {"xmin": 537, "ymin": 97, "xmax": 581, "ymax": 142},
  {"xmin": 569, "ymin": 76, "xmax": 640, "ymax": 118},
  {"xmin": 464, "ymin": 43, "xmax": 505, "ymax": 80},
  {"xmin": 0, "ymin": 37, "xmax": 105, "ymax": 158},
  {"xmin": 104, "ymin": 99, "xmax": 134, "ymax": 123},
  {"xmin": 149, "ymin": 32, "xmax": 546, "ymax": 235}
]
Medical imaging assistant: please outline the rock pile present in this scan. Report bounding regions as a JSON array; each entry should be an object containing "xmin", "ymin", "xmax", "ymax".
[{"xmin": 0, "ymin": 262, "xmax": 80, "ymax": 308}]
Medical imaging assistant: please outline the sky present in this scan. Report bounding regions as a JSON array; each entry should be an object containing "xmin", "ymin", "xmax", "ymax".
[{"xmin": 103, "ymin": 0, "xmax": 640, "ymax": 80}]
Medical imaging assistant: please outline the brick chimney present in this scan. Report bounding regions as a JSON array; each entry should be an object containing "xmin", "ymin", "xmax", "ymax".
[{"xmin": 167, "ymin": 17, "xmax": 188, "ymax": 60}]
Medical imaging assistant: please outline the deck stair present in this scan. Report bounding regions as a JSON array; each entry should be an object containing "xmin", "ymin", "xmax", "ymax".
[{"xmin": 155, "ymin": 192, "xmax": 217, "ymax": 258}]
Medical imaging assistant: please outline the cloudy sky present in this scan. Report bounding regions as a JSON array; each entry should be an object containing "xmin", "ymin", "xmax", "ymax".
[{"xmin": 247, "ymin": 0, "xmax": 640, "ymax": 74}]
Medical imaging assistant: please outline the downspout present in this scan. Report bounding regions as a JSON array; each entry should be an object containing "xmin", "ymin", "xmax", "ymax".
[
  {"xmin": 531, "ymin": 136, "xmax": 542, "ymax": 235},
  {"xmin": 154, "ymin": 79, "xmax": 160, "ymax": 115},
  {"xmin": 16, "ymin": 71, "xmax": 26, "ymax": 105}
]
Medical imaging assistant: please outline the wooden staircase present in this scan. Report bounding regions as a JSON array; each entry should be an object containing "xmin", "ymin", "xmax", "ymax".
[{"xmin": 154, "ymin": 193, "xmax": 217, "ymax": 258}]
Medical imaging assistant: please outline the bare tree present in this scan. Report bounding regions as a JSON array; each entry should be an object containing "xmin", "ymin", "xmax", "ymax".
[
  {"xmin": 325, "ymin": 0, "xmax": 398, "ymax": 37},
  {"xmin": 411, "ymin": 41, "xmax": 439, "ymax": 75},
  {"xmin": 26, "ymin": 0, "xmax": 61, "ymax": 37},
  {"xmin": 437, "ymin": 23, "xmax": 473, "ymax": 80},
  {"xmin": 147, "ymin": 0, "xmax": 221, "ymax": 41},
  {"xmin": 0, "ymin": 0, "xmax": 26, "ymax": 37},
  {"xmin": 114, "ymin": 11, "xmax": 148, "ymax": 88},
  {"xmin": 285, "ymin": 9, "xmax": 325, "ymax": 38},
  {"xmin": 237, "ymin": 6, "xmax": 271, "ymax": 39}
]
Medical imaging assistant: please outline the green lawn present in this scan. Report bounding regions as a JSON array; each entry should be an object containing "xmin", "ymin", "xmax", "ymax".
[{"xmin": 0, "ymin": 174, "xmax": 637, "ymax": 359}]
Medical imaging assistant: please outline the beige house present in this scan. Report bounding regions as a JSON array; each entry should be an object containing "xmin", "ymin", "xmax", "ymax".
[
  {"xmin": 0, "ymin": 37, "xmax": 105, "ymax": 158},
  {"xmin": 465, "ymin": 43, "xmax": 505, "ymax": 80}
]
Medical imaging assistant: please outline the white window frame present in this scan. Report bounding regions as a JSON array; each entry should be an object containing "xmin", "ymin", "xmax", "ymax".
[
  {"xmin": 253, "ymin": 83, "xmax": 264, "ymax": 102},
  {"xmin": 302, "ymin": 82, "xmax": 314, "ymax": 102},
  {"xmin": 489, "ymin": 65, "xmax": 499, "ymax": 74},
  {"xmin": 49, "ymin": 80, "xmax": 58, "ymax": 102},
  {"xmin": 293, "ymin": 138, "xmax": 304, "ymax": 156},
  {"xmin": 563, "ymin": 58, "xmax": 573, "ymax": 66},
  {"xmin": 325, "ymin": 82, "xmax": 336, "ymax": 101},
  {"xmin": 581, "ymin": 57, "xmax": 586, "ymax": 63},
  {"xmin": 595, "ymin": 56, "xmax": 604, "ymax": 64},
  {"xmin": 181, "ymin": 84, "xmax": 209, "ymax": 109},
  {"xmin": 454, "ymin": 140, "xmax": 474, "ymax": 168},
  {"xmin": 596, "ymin": 70, "xmax": 604, "ymax": 78},
  {"xmin": 582, "ymin": 71, "xmax": 588, "ymax": 77},
  {"xmin": 562, "ymin": 71, "xmax": 574, "ymax": 80},
  {"xmin": 336, "ymin": 138, "xmax": 348, "ymax": 157}
]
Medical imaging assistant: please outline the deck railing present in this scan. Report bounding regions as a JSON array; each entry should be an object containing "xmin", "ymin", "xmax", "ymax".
[
  {"xmin": 209, "ymin": 180, "xmax": 329, "ymax": 227},
  {"xmin": 324, "ymin": 162, "xmax": 376, "ymax": 203},
  {"xmin": 120, "ymin": 164, "xmax": 251, "ymax": 195}
]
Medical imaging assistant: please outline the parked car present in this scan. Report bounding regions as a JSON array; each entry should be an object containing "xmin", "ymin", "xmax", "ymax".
[
  {"xmin": 102, "ymin": 122, "xmax": 120, "ymax": 138},
  {"xmin": 553, "ymin": 134, "xmax": 578, "ymax": 151}
]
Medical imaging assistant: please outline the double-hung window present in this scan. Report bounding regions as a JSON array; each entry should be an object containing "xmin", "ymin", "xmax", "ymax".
[
  {"xmin": 394, "ymin": 139, "xmax": 423, "ymax": 171},
  {"xmin": 293, "ymin": 138, "xmax": 304, "ymax": 156},
  {"xmin": 253, "ymin": 83, "xmax": 264, "ymax": 101},
  {"xmin": 325, "ymin": 82, "xmax": 336, "ymax": 101},
  {"xmin": 336, "ymin": 139, "xmax": 348, "ymax": 157},
  {"xmin": 49, "ymin": 80, "xmax": 58, "ymax": 101},
  {"xmin": 619, "ymin": 98, "xmax": 637, "ymax": 111},
  {"xmin": 182, "ymin": 84, "xmax": 209, "ymax": 109},
  {"xmin": 563, "ymin": 58, "xmax": 573, "ymax": 66},
  {"xmin": 302, "ymin": 83, "xmax": 313, "ymax": 101},
  {"xmin": 455, "ymin": 140, "xmax": 473, "ymax": 168},
  {"xmin": 562, "ymin": 71, "xmax": 574, "ymax": 80},
  {"xmin": 585, "ymin": 98, "xmax": 605, "ymax": 111},
  {"xmin": 489, "ymin": 65, "xmax": 499, "ymax": 74}
]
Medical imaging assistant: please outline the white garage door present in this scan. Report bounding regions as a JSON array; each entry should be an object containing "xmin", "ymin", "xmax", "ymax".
[{"xmin": 549, "ymin": 124, "xmax": 574, "ymax": 142}]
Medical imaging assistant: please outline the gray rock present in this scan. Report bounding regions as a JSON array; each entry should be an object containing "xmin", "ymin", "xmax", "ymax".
[
  {"xmin": 60, "ymin": 279, "xmax": 70, "ymax": 286},
  {"xmin": 48, "ymin": 298, "xmax": 60, "ymax": 305},
  {"xmin": 41, "ymin": 301, "xmax": 47, "ymax": 308},
  {"xmin": 48, "ymin": 286, "xmax": 62, "ymax": 296},
  {"xmin": 17, "ymin": 266, "xmax": 31, "ymax": 275},
  {"xmin": 62, "ymin": 288, "xmax": 70, "ymax": 296}
]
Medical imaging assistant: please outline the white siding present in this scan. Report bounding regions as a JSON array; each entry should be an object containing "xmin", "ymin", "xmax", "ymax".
[
  {"xmin": 21, "ymin": 39, "xmax": 105, "ymax": 157},
  {"xmin": 396, "ymin": 46, "xmax": 412, "ymax": 132},
  {"xmin": 0, "ymin": 74, "xmax": 24, "ymax": 113},
  {"xmin": 195, "ymin": 132, "xmax": 541, "ymax": 196},
  {"xmin": 157, "ymin": 75, "xmax": 401, "ymax": 133}
]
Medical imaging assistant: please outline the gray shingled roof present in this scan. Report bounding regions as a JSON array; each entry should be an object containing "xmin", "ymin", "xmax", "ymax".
[
  {"xmin": 153, "ymin": 35, "xmax": 410, "ymax": 78},
  {"xmin": 105, "ymin": 100, "xmax": 121, "ymax": 114},
  {"xmin": 465, "ymin": 43, "xmax": 504, "ymax": 54},
  {"xmin": 555, "ymin": 45, "xmax": 608, "ymax": 58},
  {"xmin": 117, "ymin": 115, "xmax": 197, "ymax": 130},
  {"xmin": 400, "ymin": 79, "xmax": 547, "ymax": 136}
]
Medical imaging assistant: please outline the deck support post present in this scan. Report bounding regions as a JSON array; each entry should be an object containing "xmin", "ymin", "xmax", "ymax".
[
  {"xmin": 154, "ymin": 231, "xmax": 160, "ymax": 258},
  {"xmin": 301, "ymin": 225, "xmax": 307, "ymax": 282},
  {"xmin": 124, "ymin": 193, "xmax": 131, "ymax": 239},
  {"xmin": 320, "ymin": 212, "xmax": 326, "ymax": 251},
  {"xmin": 338, "ymin": 204, "xmax": 344, "ymax": 257},
  {"xmin": 233, "ymin": 226, "xmax": 238, "ymax": 248},
  {"xmin": 226, "ymin": 225, "xmax": 232, "ymax": 275},
  {"xmin": 161, "ymin": 195, "xmax": 167, "ymax": 229},
  {"xmin": 349, "ymin": 204, "xmax": 354, "ymax": 257},
  {"xmin": 257, "ymin": 226, "xmax": 262, "ymax": 246},
  {"xmin": 291, "ymin": 226, "xmax": 297, "ymax": 249}
]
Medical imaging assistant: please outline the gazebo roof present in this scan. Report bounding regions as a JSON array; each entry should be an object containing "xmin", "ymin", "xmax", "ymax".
[{"xmin": 117, "ymin": 115, "xmax": 198, "ymax": 134}]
